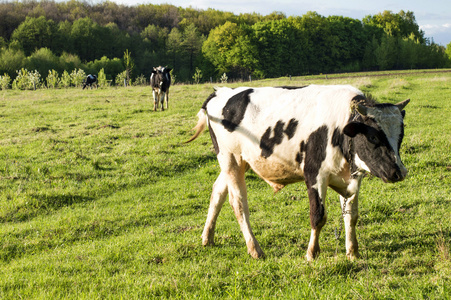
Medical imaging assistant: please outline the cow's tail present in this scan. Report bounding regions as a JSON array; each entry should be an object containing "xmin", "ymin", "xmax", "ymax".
[{"xmin": 185, "ymin": 109, "xmax": 207, "ymax": 143}]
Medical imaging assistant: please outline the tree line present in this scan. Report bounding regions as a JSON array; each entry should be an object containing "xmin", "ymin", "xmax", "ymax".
[{"xmin": 0, "ymin": 0, "xmax": 450, "ymax": 87}]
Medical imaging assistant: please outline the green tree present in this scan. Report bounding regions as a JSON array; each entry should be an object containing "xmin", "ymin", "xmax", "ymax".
[
  {"xmin": 192, "ymin": 67, "xmax": 202, "ymax": 83},
  {"xmin": 375, "ymin": 34, "xmax": 398, "ymax": 70},
  {"xmin": 363, "ymin": 10, "xmax": 425, "ymax": 43},
  {"xmin": 182, "ymin": 24, "xmax": 204, "ymax": 75},
  {"xmin": 97, "ymin": 68, "xmax": 108, "ymax": 87},
  {"xmin": 202, "ymin": 21, "xmax": 257, "ymax": 78},
  {"xmin": 167, "ymin": 27, "xmax": 183, "ymax": 70},
  {"xmin": 446, "ymin": 42, "xmax": 451, "ymax": 66},
  {"xmin": 11, "ymin": 16, "xmax": 58, "ymax": 56},
  {"xmin": 70, "ymin": 17, "xmax": 103, "ymax": 61},
  {"xmin": 25, "ymin": 47, "xmax": 61, "ymax": 76},
  {"xmin": 0, "ymin": 47, "xmax": 26, "ymax": 78},
  {"xmin": 123, "ymin": 49, "xmax": 134, "ymax": 84}
]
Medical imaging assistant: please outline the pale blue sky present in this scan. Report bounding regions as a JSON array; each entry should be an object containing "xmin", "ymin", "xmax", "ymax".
[{"xmin": 113, "ymin": 0, "xmax": 451, "ymax": 45}]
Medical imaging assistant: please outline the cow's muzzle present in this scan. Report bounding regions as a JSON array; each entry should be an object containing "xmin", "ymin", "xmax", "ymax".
[{"xmin": 385, "ymin": 166, "xmax": 408, "ymax": 183}]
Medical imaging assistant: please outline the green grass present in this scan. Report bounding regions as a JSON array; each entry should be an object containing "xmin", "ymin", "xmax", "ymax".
[{"xmin": 0, "ymin": 70, "xmax": 450, "ymax": 299}]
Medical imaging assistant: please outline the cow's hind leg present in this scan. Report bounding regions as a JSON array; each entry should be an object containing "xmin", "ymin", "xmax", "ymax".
[
  {"xmin": 202, "ymin": 172, "xmax": 228, "ymax": 246},
  {"xmin": 223, "ymin": 154, "xmax": 263, "ymax": 259},
  {"xmin": 165, "ymin": 90, "xmax": 169, "ymax": 110},
  {"xmin": 160, "ymin": 92, "xmax": 165, "ymax": 111}
]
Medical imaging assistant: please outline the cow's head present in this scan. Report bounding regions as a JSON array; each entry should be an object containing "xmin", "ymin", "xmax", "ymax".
[
  {"xmin": 152, "ymin": 68, "xmax": 164, "ymax": 85},
  {"xmin": 152, "ymin": 67, "xmax": 172, "ymax": 90},
  {"xmin": 343, "ymin": 99, "xmax": 410, "ymax": 183}
]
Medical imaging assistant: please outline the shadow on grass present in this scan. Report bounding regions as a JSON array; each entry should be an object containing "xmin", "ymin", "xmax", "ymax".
[{"xmin": 1, "ymin": 194, "xmax": 95, "ymax": 223}]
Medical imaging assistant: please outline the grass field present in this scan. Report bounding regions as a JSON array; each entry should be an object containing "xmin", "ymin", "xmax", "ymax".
[{"xmin": 0, "ymin": 71, "xmax": 450, "ymax": 299}]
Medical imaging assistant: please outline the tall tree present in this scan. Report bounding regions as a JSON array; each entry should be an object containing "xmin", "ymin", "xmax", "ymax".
[
  {"xmin": 70, "ymin": 17, "xmax": 102, "ymax": 61},
  {"xmin": 363, "ymin": 10, "xmax": 425, "ymax": 43},
  {"xmin": 182, "ymin": 23, "xmax": 204, "ymax": 75},
  {"xmin": 11, "ymin": 16, "xmax": 58, "ymax": 55},
  {"xmin": 202, "ymin": 21, "xmax": 257, "ymax": 78}
]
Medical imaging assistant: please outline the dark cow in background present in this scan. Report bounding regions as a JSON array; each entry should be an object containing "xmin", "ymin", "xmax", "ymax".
[
  {"xmin": 186, "ymin": 85, "xmax": 409, "ymax": 261},
  {"xmin": 83, "ymin": 74, "xmax": 97, "ymax": 89},
  {"xmin": 150, "ymin": 66, "xmax": 172, "ymax": 111}
]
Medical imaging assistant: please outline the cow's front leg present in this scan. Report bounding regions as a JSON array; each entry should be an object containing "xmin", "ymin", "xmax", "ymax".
[
  {"xmin": 153, "ymin": 90, "xmax": 158, "ymax": 111},
  {"xmin": 340, "ymin": 192, "xmax": 360, "ymax": 260},
  {"xmin": 202, "ymin": 172, "xmax": 228, "ymax": 246},
  {"xmin": 305, "ymin": 179, "xmax": 328, "ymax": 261}
]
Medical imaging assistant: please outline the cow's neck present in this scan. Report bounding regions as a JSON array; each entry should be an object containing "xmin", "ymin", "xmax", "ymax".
[{"xmin": 343, "ymin": 134, "xmax": 361, "ymax": 179}]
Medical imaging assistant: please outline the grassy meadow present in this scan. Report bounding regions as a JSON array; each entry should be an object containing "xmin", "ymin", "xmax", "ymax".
[{"xmin": 0, "ymin": 71, "xmax": 450, "ymax": 299}]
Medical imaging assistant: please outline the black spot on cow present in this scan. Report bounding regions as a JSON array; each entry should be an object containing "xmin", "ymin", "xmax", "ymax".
[
  {"xmin": 222, "ymin": 89, "xmax": 253, "ymax": 132},
  {"xmin": 307, "ymin": 188, "xmax": 325, "ymax": 229},
  {"xmin": 260, "ymin": 119, "xmax": 299, "ymax": 158},
  {"xmin": 303, "ymin": 125, "xmax": 328, "ymax": 229},
  {"xmin": 208, "ymin": 121, "xmax": 220, "ymax": 155},
  {"xmin": 332, "ymin": 127, "xmax": 346, "ymax": 158},
  {"xmin": 260, "ymin": 121, "xmax": 285, "ymax": 158},
  {"xmin": 202, "ymin": 92, "xmax": 217, "ymax": 110},
  {"xmin": 284, "ymin": 118, "xmax": 298, "ymax": 139},
  {"xmin": 304, "ymin": 125, "xmax": 328, "ymax": 186},
  {"xmin": 295, "ymin": 141, "xmax": 305, "ymax": 164},
  {"xmin": 277, "ymin": 86, "xmax": 308, "ymax": 90}
]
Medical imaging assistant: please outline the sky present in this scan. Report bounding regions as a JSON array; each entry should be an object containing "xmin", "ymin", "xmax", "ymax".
[{"xmin": 112, "ymin": 0, "xmax": 451, "ymax": 46}]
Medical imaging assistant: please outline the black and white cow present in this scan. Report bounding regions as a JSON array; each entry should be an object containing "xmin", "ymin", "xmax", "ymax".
[
  {"xmin": 186, "ymin": 85, "xmax": 410, "ymax": 261},
  {"xmin": 150, "ymin": 66, "xmax": 172, "ymax": 111},
  {"xmin": 83, "ymin": 74, "xmax": 97, "ymax": 89}
]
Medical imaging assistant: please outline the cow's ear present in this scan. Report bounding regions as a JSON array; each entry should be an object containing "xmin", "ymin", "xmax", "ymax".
[
  {"xmin": 343, "ymin": 122, "xmax": 366, "ymax": 137},
  {"xmin": 166, "ymin": 68, "xmax": 172, "ymax": 72},
  {"xmin": 401, "ymin": 110, "xmax": 406, "ymax": 118}
]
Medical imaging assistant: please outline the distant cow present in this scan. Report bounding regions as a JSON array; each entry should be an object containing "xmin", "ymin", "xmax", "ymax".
[
  {"xmin": 186, "ymin": 85, "xmax": 409, "ymax": 261},
  {"xmin": 83, "ymin": 74, "xmax": 97, "ymax": 89},
  {"xmin": 150, "ymin": 66, "xmax": 172, "ymax": 111}
]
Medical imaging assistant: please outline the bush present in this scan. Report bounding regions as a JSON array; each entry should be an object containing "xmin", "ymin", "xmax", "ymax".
[
  {"xmin": 12, "ymin": 68, "xmax": 41, "ymax": 90},
  {"xmin": 115, "ymin": 70, "xmax": 127, "ymax": 86},
  {"xmin": 193, "ymin": 67, "xmax": 202, "ymax": 84},
  {"xmin": 70, "ymin": 68, "xmax": 86, "ymax": 87},
  {"xmin": 86, "ymin": 56, "xmax": 124, "ymax": 81},
  {"xmin": 0, "ymin": 73, "xmax": 11, "ymax": 90},
  {"xmin": 220, "ymin": 72, "xmax": 228, "ymax": 83},
  {"xmin": 0, "ymin": 48, "xmax": 26, "ymax": 78},
  {"xmin": 97, "ymin": 68, "xmax": 108, "ymax": 88},
  {"xmin": 25, "ymin": 48, "xmax": 61, "ymax": 77},
  {"xmin": 133, "ymin": 74, "xmax": 146, "ymax": 86},
  {"xmin": 46, "ymin": 70, "xmax": 59, "ymax": 88},
  {"xmin": 60, "ymin": 70, "xmax": 71, "ymax": 88}
]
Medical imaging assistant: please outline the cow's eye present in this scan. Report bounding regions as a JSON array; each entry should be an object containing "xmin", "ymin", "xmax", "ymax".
[{"xmin": 368, "ymin": 134, "xmax": 379, "ymax": 144}]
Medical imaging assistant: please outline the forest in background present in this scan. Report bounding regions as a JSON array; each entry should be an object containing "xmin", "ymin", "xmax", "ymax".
[{"xmin": 0, "ymin": 0, "xmax": 451, "ymax": 86}]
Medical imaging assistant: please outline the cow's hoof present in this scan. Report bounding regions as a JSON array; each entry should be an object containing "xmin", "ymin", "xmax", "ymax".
[
  {"xmin": 247, "ymin": 240, "xmax": 265, "ymax": 259},
  {"xmin": 305, "ymin": 250, "xmax": 319, "ymax": 262},
  {"xmin": 346, "ymin": 251, "xmax": 360, "ymax": 260},
  {"xmin": 202, "ymin": 234, "xmax": 214, "ymax": 246}
]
